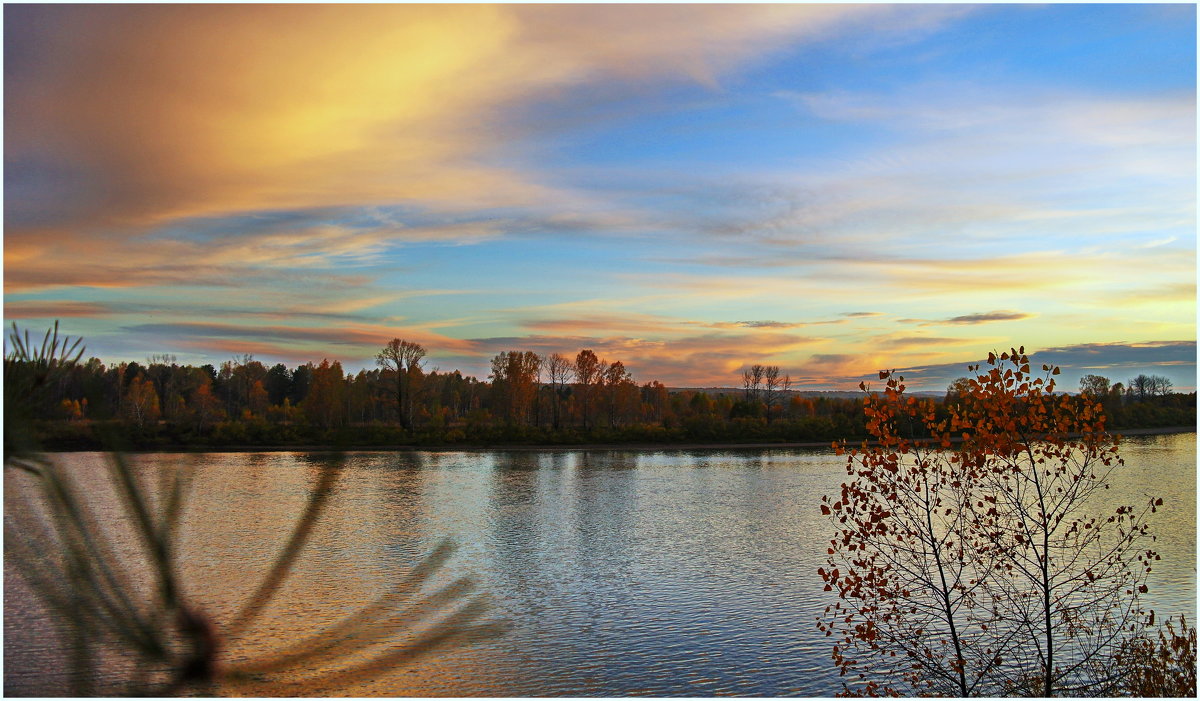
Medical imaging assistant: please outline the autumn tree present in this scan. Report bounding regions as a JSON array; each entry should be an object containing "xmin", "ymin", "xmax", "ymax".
[
  {"xmin": 1078, "ymin": 374, "xmax": 1110, "ymax": 398},
  {"xmin": 642, "ymin": 380, "xmax": 669, "ymax": 424},
  {"xmin": 247, "ymin": 379, "xmax": 269, "ymax": 418},
  {"xmin": 376, "ymin": 338, "xmax": 426, "ymax": 430},
  {"xmin": 190, "ymin": 379, "xmax": 223, "ymax": 430},
  {"xmin": 601, "ymin": 360, "xmax": 636, "ymax": 428},
  {"xmin": 489, "ymin": 350, "xmax": 542, "ymax": 425},
  {"xmin": 303, "ymin": 359, "xmax": 346, "ymax": 428},
  {"xmin": 574, "ymin": 349, "xmax": 602, "ymax": 430},
  {"xmin": 122, "ymin": 374, "xmax": 161, "ymax": 427},
  {"xmin": 820, "ymin": 349, "xmax": 1157, "ymax": 696}
]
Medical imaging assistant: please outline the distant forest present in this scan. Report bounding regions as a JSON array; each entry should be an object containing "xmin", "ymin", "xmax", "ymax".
[{"xmin": 13, "ymin": 335, "xmax": 1196, "ymax": 450}]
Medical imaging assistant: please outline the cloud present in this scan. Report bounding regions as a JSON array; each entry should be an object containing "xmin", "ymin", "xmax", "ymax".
[
  {"xmin": 644, "ymin": 84, "xmax": 1194, "ymax": 275},
  {"xmin": 521, "ymin": 314, "xmax": 693, "ymax": 336},
  {"xmin": 783, "ymin": 86, "xmax": 1195, "ymax": 151},
  {"xmin": 877, "ymin": 336, "xmax": 977, "ymax": 349},
  {"xmin": 119, "ymin": 321, "xmax": 480, "ymax": 366},
  {"xmin": 5, "ymin": 4, "xmax": 961, "ymax": 233},
  {"xmin": 864, "ymin": 340, "xmax": 1197, "ymax": 392},
  {"xmin": 1103, "ymin": 282, "xmax": 1197, "ymax": 307},
  {"xmin": 1035, "ymin": 340, "xmax": 1196, "ymax": 370},
  {"xmin": 887, "ymin": 311, "xmax": 1036, "ymax": 327},
  {"xmin": 3, "ymin": 4, "xmax": 976, "ymax": 307},
  {"xmin": 943, "ymin": 311, "xmax": 1034, "ymax": 325},
  {"xmin": 943, "ymin": 311, "xmax": 1030, "ymax": 325},
  {"xmin": 4, "ymin": 300, "xmax": 115, "ymax": 319},
  {"xmin": 730, "ymin": 320, "xmax": 798, "ymax": 329}
]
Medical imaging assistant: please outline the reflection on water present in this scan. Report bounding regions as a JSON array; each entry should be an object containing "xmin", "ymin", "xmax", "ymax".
[{"xmin": 5, "ymin": 433, "xmax": 1195, "ymax": 696}]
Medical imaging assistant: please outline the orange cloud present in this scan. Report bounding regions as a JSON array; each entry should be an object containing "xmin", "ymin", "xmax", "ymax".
[
  {"xmin": 7, "ymin": 4, "xmax": 961, "ymax": 233},
  {"xmin": 4, "ymin": 300, "xmax": 114, "ymax": 319},
  {"xmin": 123, "ymin": 321, "xmax": 480, "ymax": 364}
]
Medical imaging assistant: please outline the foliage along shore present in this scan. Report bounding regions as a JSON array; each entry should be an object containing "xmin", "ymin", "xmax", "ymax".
[{"xmin": 9, "ymin": 329, "xmax": 1194, "ymax": 452}]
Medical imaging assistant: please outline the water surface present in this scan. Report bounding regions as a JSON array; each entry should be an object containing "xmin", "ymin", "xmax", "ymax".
[{"xmin": 5, "ymin": 433, "xmax": 1194, "ymax": 696}]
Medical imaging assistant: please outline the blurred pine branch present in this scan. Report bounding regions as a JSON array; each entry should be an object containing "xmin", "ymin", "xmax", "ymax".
[{"xmin": 5, "ymin": 322, "xmax": 506, "ymax": 695}]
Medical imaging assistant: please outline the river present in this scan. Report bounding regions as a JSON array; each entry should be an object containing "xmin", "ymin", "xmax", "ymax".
[{"xmin": 4, "ymin": 432, "xmax": 1194, "ymax": 696}]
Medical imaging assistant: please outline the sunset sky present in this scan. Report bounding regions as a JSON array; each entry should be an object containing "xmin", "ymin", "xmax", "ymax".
[{"xmin": 4, "ymin": 4, "xmax": 1195, "ymax": 390}]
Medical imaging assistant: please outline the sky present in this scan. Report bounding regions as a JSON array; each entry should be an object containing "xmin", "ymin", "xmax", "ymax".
[{"xmin": 3, "ymin": 3, "xmax": 1196, "ymax": 391}]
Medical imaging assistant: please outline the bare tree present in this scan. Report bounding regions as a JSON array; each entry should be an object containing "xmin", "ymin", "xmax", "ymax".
[
  {"xmin": 742, "ymin": 364, "xmax": 765, "ymax": 403},
  {"xmin": 1129, "ymin": 374, "xmax": 1149, "ymax": 401},
  {"xmin": 546, "ymin": 353, "xmax": 573, "ymax": 430},
  {"xmin": 376, "ymin": 339, "xmax": 426, "ymax": 430},
  {"xmin": 764, "ymin": 365, "xmax": 789, "ymax": 423}
]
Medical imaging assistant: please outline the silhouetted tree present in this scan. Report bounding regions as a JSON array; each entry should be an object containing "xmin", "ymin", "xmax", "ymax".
[
  {"xmin": 546, "ymin": 353, "xmax": 573, "ymax": 430},
  {"xmin": 265, "ymin": 363, "xmax": 291, "ymax": 405},
  {"xmin": 377, "ymin": 339, "xmax": 426, "ymax": 430},
  {"xmin": 764, "ymin": 365, "xmax": 790, "ymax": 423},
  {"xmin": 742, "ymin": 364, "xmax": 765, "ymax": 403},
  {"xmin": 1079, "ymin": 373, "xmax": 1111, "ymax": 397}
]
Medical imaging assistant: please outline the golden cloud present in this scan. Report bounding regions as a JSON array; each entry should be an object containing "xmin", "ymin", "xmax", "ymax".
[{"xmin": 7, "ymin": 4, "xmax": 949, "ymax": 232}]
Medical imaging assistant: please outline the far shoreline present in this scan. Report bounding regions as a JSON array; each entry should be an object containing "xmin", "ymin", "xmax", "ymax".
[{"xmin": 45, "ymin": 425, "xmax": 1196, "ymax": 455}]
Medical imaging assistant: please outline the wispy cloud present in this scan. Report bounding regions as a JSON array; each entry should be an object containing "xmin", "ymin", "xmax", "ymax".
[
  {"xmin": 728, "ymin": 320, "xmax": 800, "ymax": 329},
  {"xmin": 4, "ymin": 300, "xmax": 116, "ymax": 319},
  {"xmin": 942, "ymin": 311, "xmax": 1033, "ymax": 325},
  {"xmin": 119, "ymin": 321, "xmax": 480, "ymax": 364}
]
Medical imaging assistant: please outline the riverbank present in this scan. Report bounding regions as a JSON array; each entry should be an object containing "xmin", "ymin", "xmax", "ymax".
[{"xmin": 39, "ymin": 424, "xmax": 1196, "ymax": 454}]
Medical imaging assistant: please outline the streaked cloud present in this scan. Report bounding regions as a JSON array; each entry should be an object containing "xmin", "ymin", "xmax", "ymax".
[
  {"xmin": 873, "ymin": 341, "xmax": 1197, "ymax": 394},
  {"xmin": 4, "ymin": 300, "xmax": 115, "ymax": 319},
  {"xmin": 119, "ymin": 321, "xmax": 479, "ymax": 363},
  {"xmin": 877, "ymin": 336, "xmax": 978, "ymax": 350},
  {"xmin": 942, "ymin": 311, "xmax": 1033, "ymax": 325},
  {"xmin": 729, "ymin": 320, "xmax": 801, "ymax": 329}
]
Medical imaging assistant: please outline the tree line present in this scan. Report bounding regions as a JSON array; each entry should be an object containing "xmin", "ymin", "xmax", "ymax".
[
  {"xmin": 23, "ymin": 337, "xmax": 866, "ymax": 448},
  {"xmin": 12, "ymin": 332, "xmax": 1195, "ymax": 449}
]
